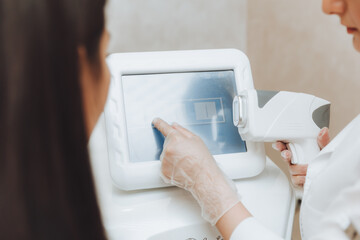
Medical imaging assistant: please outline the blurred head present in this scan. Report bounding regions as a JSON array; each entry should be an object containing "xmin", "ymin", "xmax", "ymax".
[
  {"xmin": 323, "ymin": 0, "xmax": 360, "ymax": 51},
  {"xmin": 0, "ymin": 0, "xmax": 108, "ymax": 239}
]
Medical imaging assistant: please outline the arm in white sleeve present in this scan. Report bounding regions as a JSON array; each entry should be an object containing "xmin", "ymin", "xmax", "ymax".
[{"xmin": 230, "ymin": 217, "xmax": 284, "ymax": 240}]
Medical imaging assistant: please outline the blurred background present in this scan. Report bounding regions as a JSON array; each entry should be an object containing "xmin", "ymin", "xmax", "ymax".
[{"xmin": 105, "ymin": 0, "xmax": 360, "ymax": 238}]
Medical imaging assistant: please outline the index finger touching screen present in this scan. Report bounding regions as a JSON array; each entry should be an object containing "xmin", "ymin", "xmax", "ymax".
[{"xmin": 152, "ymin": 118, "xmax": 174, "ymax": 137}]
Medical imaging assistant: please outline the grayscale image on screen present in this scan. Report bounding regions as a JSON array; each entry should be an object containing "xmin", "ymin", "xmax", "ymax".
[{"xmin": 122, "ymin": 70, "xmax": 247, "ymax": 162}]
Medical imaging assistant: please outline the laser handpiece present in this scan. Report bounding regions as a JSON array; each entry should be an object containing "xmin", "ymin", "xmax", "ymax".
[{"xmin": 233, "ymin": 90, "xmax": 330, "ymax": 164}]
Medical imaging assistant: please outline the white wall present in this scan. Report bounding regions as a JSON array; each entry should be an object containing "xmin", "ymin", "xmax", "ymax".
[{"xmin": 106, "ymin": 0, "xmax": 248, "ymax": 53}]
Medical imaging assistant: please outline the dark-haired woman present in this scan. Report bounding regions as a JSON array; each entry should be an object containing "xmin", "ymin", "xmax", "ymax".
[{"xmin": 0, "ymin": 0, "xmax": 110, "ymax": 239}]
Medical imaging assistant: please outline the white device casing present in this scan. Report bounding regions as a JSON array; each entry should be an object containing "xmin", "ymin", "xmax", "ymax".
[
  {"xmin": 235, "ymin": 89, "xmax": 330, "ymax": 164},
  {"xmin": 104, "ymin": 49, "xmax": 266, "ymax": 191},
  {"xmin": 91, "ymin": 50, "xmax": 295, "ymax": 239}
]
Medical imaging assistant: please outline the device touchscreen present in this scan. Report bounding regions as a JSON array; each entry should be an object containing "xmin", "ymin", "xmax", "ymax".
[{"xmin": 122, "ymin": 70, "xmax": 247, "ymax": 162}]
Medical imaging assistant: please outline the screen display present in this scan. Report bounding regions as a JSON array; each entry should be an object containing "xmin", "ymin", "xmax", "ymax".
[{"xmin": 122, "ymin": 71, "xmax": 247, "ymax": 162}]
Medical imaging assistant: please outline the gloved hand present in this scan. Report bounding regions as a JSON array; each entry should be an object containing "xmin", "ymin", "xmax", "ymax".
[
  {"xmin": 152, "ymin": 118, "xmax": 240, "ymax": 226},
  {"xmin": 272, "ymin": 127, "xmax": 330, "ymax": 187}
]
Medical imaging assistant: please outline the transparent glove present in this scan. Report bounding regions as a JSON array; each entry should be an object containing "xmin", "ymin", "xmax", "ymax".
[
  {"xmin": 272, "ymin": 127, "xmax": 330, "ymax": 187},
  {"xmin": 152, "ymin": 118, "xmax": 240, "ymax": 225}
]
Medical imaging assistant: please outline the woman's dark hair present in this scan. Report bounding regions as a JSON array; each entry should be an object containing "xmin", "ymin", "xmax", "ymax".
[{"xmin": 0, "ymin": 0, "xmax": 107, "ymax": 239}]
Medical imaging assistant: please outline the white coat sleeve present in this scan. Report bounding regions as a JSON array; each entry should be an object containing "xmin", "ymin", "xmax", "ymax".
[{"xmin": 230, "ymin": 217, "xmax": 284, "ymax": 240}]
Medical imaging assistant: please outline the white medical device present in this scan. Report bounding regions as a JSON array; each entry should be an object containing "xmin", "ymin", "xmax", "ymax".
[
  {"xmin": 92, "ymin": 49, "xmax": 295, "ymax": 239},
  {"xmin": 233, "ymin": 90, "xmax": 330, "ymax": 164},
  {"xmin": 104, "ymin": 49, "xmax": 266, "ymax": 190}
]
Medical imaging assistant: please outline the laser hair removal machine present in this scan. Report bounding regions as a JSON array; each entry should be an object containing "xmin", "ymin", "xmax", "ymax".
[
  {"xmin": 89, "ymin": 49, "xmax": 296, "ymax": 239},
  {"xmin": 233, "ymin": 90, "xmax": 330, "ymax": 164}
]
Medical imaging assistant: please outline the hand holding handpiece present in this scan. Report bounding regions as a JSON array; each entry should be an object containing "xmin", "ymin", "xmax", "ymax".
[
  {"xmin": 152, "ymin": 118, "xmax": 248, "ymax": 226},
  {"xmin": 272, "ymin": 127, "xmax": 330, "ymax": 187},
  {"xmin": 233, "ymin": 90, "xmax": 330, "ymax": 165}
]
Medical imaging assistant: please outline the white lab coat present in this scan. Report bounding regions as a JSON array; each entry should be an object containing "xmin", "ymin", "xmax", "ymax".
[{"xmin": 230, "ymin": 115, "xmax": 360, "ymax": 240}]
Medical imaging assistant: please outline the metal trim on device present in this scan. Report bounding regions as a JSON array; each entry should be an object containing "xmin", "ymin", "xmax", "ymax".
[{"xmin": 233, "ymin": 95, "xmax": 247, "ymax": 128}]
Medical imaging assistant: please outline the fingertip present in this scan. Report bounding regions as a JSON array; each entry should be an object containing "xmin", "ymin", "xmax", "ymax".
[
  {"xmin": 318, "ymin": 127, "xmax": 330, "ymax": 149},
  {"xmin": 152, "ymin": 117, "xmax": 160, "ymax": 125},
  {"xmin": 152, "ymin": 118, "xmax": 173, "ymax": 137},
  {"xmin": 281, "ymin": 150, "xmax": 292, "ymax": 160},
  {"xmin": 319, "ymin": 127, "xmax": 326, "ymax": 137},
  {"xmin": 152, "ymin": 118, "xmax": 167, "ymax": 129},
  {"xmin": 273, "ymin": 141, "xmax": 287, "ymax": 151},
  {"xmin": 152, "ymin": 118, "xmax": 159, "ymax": 129}
]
